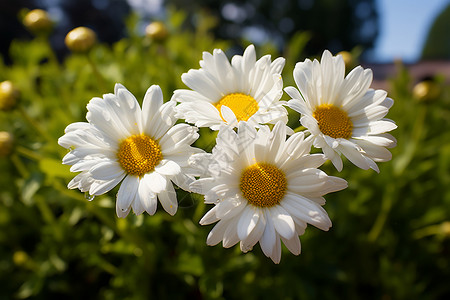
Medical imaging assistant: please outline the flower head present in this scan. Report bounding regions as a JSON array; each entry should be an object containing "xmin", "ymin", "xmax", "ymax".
[
  {"xmin": 173, "ymin": 45, "xmax": 288, "ymax": 130},
  {"xmin": 58, "ymin": 84, "xmax": 202, "ymax": 217},
  {"xmin": 286, "ymin": 50, "xmax": 397, "ymax": 172},
  {"xmin": 190, "ymin": 121, "xmax": 347, "ymax": 263}
]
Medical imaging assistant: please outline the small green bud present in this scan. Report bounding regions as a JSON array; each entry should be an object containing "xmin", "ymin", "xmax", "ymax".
[
  {"xmin": 145, "ymin": 21, "xmax": 168, "ymax": 41},
  {"xmin": 0, "ymin": 81, "xmax": 20, "ymax": 111},
  {"xmin": 65, "ymin": 27, "xmax": 97, "ymax": 53},
  {"xmin": 412, "ymin": 80, "xmax": 441, "ymax": 102},
  {"xmin": 0, "ymin": 132, "xmax": 14, "ymax": 157},
  {"xmin": 23, "ymin": 9, "xmax": 53, "ymax": 35}
]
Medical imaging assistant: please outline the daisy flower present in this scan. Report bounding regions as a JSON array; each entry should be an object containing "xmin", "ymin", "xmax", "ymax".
[
  {"xmin": 189, "ymin": 121, "xmax": 347, "ymax": 263},
  {"xmin": 173, "ymin": 44, "xmax": 288, "ymax": 130},
  {"xmin": 58, "ymin": 84, "xmax": 202, "ymax": 218},
  {"xmin": 286, "ymin": 50, "xmax": 397, "ymax": 172}
]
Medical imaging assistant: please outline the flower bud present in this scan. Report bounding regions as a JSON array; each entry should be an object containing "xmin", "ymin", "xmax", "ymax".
[
  {"xmin": 65, "ymin": 27, "xmax": 97, "ymax": 53},
  {"xmin": 412, "ymin": 80, "xmax": 441, "ymax": 102},
  {"xmin": 23, "ymin": 9, "xmax": 53, "ymax": 35},
  {"xmin": 441, "ymin": 221, "xmax": 450, "ymax": 236},
  {"xmin": 13, "ymin": 251, "xmax": 29, "ymax": 266},
  {"xmin": 145, "ymin": 21, "xmax": 168, "ymax": 41},
  {"xmin": 0, "ymin": 132, "xmax": 14, "ymax": 157},
  {"xmin": 0, "ymin": 81, "xmax": 20, "ymax": 111}
]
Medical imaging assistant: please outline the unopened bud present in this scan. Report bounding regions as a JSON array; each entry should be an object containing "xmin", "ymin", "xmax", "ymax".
[
  {"xmin": 412, "ymin": 80, "xmax": 441, "ymax": 102},
  {"xmin": 0, "ymin": 81, "xmax": 20, "ymax": 111},
  {"xmin": 23, "ymin": 9, "xmax": 53, "ymax": 35},
  {"xmin": 13, "ymin": 251, "xmax": 29, "ymax": 266},
  {"xmin": 440, "ymin": 222, "xmax": 450, "ymax": 236},
  {"xmin": 0, "ymin": 132, "xmax": 14, "ymax": 157},
  {"xmin": 145, "ymin": 21, "xmax": 168, "ymax": 41},
  {"xmin": 65, "ymin": 27, "xmax": 97, "ymax": 53}
]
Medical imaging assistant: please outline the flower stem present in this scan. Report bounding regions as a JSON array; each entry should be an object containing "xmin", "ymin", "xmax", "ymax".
[
  {"xmin": 15, "ymin": 145, "xmax": 43, "ymax": 161},
  {"xmin": 85, "ymin": 53, "xmax": 107, "ymax": 92},
  {"xmin": 367, "ymin": 183, "xmax": 397, "ymax": 242},
  {"xmin": 10, "ymin": 153, "xmax": 29, "ymax": 177}
]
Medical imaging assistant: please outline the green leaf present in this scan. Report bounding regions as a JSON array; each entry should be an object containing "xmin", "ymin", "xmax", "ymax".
[{"xmin": 39, "ymin": 157, "xmax": 72, "ymax": 178}]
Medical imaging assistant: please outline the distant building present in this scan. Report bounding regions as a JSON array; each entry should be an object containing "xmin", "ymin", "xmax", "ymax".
[{"xmin": 363, "ymin": 60, "xmax": 450, "ymax": 90}]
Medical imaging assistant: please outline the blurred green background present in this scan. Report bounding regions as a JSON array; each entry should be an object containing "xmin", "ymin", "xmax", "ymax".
[{"xmin": 1, "ymin": 1, "xmax": 450, "ymax": 299}]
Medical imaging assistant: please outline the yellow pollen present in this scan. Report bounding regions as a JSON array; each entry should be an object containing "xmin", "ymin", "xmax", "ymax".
[
  {"xmin": 117, "ymin": 134, "xmax": 162, "ymax": 177},
  {"xmin": 240, "ymin": 162, "xmax": 287, "ymax": 207},
  {"xmin": 313, "ymin": 104, "xmax": 353, "ymax": 139},
  {"xmin": 215, "ymin": 93, "xmax": 259, "ymax": 122}
]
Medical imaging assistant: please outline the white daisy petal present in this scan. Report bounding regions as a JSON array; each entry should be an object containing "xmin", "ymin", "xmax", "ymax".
[
  {"xmin": 89, "ymin": 174, "xmax": 125, "ymax": 196},
  {"xmin": 160, "ymin": 124, "xmax": 199, "ymax": 153},
  {"xmin": 215, "ymin": 197, "xmax": 246, "ymax": 220},
  {"xmin": 116, "ymin": 205, "xmax": 131, "ymax": 218},
  {"xmin": 138, "ymin": 178, "xmax": 158, "ymax": 215},
  {"xmin": 144, "ymin": 172, "xmax": 167, "ymax": 194},
  {"xmin": 221, "ymin": 105, "xmax": 238, "ymax": 128},
  {"xmin": 172, "ymin": 172, "xmax": 195, "ymax": 191},
  {"xmin": 154, "ymin": 160, "xmax": 181, "ymax": 177},
  {"xmin": 271, "ymin": 233, "xmax": 282, "ymax": 264},
  {"xmin": 338, "ymin": 142, "xmax": 371, "ymax": 170},
  {"xmin": 158, "ymin": 181, "xmax": 178, "ymax": 216},
  {"xmin": 242, "ymin": 213, "xmax": 266, "ymax": 249},
  {"xmin": 131, "ymin": 192, "xmax": 145, "ymax": 216},
  {"xmin": 354, "ymin": 134, "xmax": 396, "ymax": 148},
  {"xmin": 206, "ymin": 219, "xmax": 229, "ymax": 246},
  {"xmin": 367, "ymin": 120, "xmax": 397, "ymax": 135},
  {"xmin": 89, "ymin": 161, "xmax": 124, "ymax": 181},
  {"xmin": 148, "ymin": 101, "xmax": 177, "ymax": 140},
  {"xmin": 116, "ymin": 175, "xmax": 140, "ymax": 216},
  {"xmin": 142, "ymin": 85, "xmax": 163, "ymax": 132},
  {"xmin": 270, "ymin": 205, "xmax": 296, "ymax": 240},
  {"xmin": 223, "ymin": 219, "xmax": 240, "ymax": 248},
  {"xmin": 237, "ymin": 206, "xmax": 260, "ymax": 241},
  {"xmin": 200, "ymin": 206, "xmax": 220, "ymax": 225},
  {"xmin": 280, "ymin": 234, "xmax": 301, "ymax": 256},
  {"xmin": 260, "ymin": 208, "xmax": 276, "ymax": 258},
  {"xmin": 114, "ymin": 84, "xmax": 142, "ymax": 133},
  {"xmin": 182, "ymin": 69, "xmax": 223, "ymax": 100},
  {"xmin": 282, "ymin": 193, "xmax": 332, "ymax": 231}
]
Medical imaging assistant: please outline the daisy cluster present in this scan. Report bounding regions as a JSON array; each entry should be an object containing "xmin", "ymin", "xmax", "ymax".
[{"xmin": 59, "ymin": 45, "xmax": 396, "ymax": 263}]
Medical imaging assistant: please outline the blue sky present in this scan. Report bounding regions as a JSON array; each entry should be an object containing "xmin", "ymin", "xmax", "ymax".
[{"xmin": 373, "ymin": 0, "xmax": 449, "ymax": 62}]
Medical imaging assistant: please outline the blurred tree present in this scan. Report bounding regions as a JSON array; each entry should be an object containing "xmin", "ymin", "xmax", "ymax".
[
  {"xmin": 165, "ymin": 0, "xmax": 379, "ymax": 57},
  {"xmin": 421, "ymin": 3, "xmax": 450, "ymax": 60}
]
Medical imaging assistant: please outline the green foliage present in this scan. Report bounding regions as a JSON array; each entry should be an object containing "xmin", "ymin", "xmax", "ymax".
[{"xmin": 1, "ymin": 8, "xmax": 450, "ymax": 300}]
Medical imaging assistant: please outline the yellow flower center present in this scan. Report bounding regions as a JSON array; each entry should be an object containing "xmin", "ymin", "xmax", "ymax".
[
  {"xmin": 313, "ymin": 104, "xmax": 353, "ymax": 139},
  {"xmin": 215, "ymin": 93, "xmax": 259, "ymax": 122},
  {"xmin": 117, "ymin": 134, "xmax": 162, "ymax": 177},
  {"xmin": 240, "ymin": 162, "xmax": 287, "ymax": 207}
]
